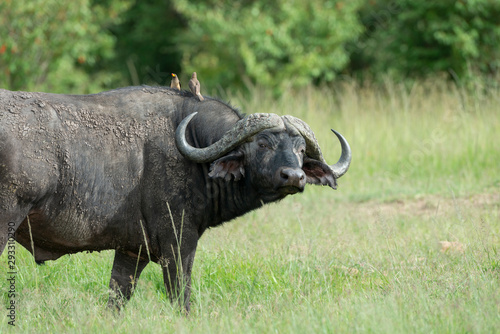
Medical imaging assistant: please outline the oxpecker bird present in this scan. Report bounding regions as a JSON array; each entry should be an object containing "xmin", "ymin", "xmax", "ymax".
[
  {"xmin": 188, "ymin": 72, "xmax": 204, "ymax": 101},
  {"xmin": 170, "ymin": 73, "xmax": 181, "ymax": 90}
]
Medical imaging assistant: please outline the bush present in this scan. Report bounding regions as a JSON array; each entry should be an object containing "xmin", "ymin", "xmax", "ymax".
[
  {"xmin": 172, "ymin": 0, "xmax": 364, "ymax": 94},
  {"xmin": 0, "ymin": 0, "xmax": 131, "ymax": 93},
  {"xmin": 110, "ymin": 0, "xmax": 185, "ymax": 86},
  {"xmin": 350, "ymin": 0, "xmax": 500, "ymax": 80}
]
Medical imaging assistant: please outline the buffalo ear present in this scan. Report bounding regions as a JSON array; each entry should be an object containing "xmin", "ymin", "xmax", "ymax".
[
  {"xmin": 208, "ymin": 151, "xmax": 245, "ymax": 181},
  {"xmin": 302, "ymin": 157, "xmax": 337, "ymax": 189}
]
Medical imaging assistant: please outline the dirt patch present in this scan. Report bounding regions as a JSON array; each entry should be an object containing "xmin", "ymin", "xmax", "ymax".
[{"xmin": 347, "ymin": 192, "xmax": 499, "ymax": 221}]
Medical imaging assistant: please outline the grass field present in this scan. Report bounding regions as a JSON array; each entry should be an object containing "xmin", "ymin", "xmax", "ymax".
[{"xmin": 1, "ymin": 79, "xmax": 499, "ymax": 333}]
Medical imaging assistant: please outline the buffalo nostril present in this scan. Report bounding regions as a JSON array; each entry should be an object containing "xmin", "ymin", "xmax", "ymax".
[{"xmin": 280, "ymin": 168, "xmax": 306, "ymax": 187}]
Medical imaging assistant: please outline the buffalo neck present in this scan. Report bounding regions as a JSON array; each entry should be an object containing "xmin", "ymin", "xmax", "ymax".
[{"xmin": 194, "ymin": 163, "xmax": 264, "ymax": 235}]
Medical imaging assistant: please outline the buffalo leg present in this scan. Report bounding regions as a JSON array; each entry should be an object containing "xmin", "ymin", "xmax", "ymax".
[
  {"xmin": 0, "ymin": 206, "xmax": 31, "ymax": 255},
  {"xmin": 108, "ymin": 251, "xmax": 149, "ymax": 310},
  {"xmin": 161, "ymin": 242, "xmax": 197, "ymax": 313}
]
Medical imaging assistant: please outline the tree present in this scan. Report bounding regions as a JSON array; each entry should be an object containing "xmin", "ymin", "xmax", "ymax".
[
  {"xmin": 172, "ymin": 0, "xmax": 364, "ymax": 94},
  {"xmin": 0, "ymin": 0, "xmax": 131, "ymax": 93},
  {"xmin": 110, "ymin": 0, "xmax": 185, "ymax": 87},
  {"xmin": 349, "ymin": 0, "xmax": 500, "ymax": 80}
]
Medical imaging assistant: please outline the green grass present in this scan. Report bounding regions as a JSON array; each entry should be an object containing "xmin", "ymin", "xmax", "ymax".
[{"xmin": 2, "ymin": 78, "xmax": 499, "ymax": 332}]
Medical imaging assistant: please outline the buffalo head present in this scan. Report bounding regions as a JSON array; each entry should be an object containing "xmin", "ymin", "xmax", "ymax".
[{"xmin": 175, "ymin": 112, "xmax": 351, "ymax": 202}]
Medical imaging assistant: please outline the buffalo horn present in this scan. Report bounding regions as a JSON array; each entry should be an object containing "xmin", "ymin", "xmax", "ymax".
[
  {"xmin": 282, "ymin": 115, "xmax": 351, "ymax": 179},
  {"xmin": 175, "ymin": 112, "xmax": 284, "ymax": 163}
]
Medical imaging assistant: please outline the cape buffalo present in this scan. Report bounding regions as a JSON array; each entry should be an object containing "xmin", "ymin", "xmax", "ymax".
[{"xmin": 0, "ymin": 86, "xmax": 351, "ymax": 312}]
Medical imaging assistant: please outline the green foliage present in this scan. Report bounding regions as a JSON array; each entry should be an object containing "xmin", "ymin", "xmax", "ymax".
[
  {"xmin": 171, "ymin": 0, "xmax": 364, "ymax": 94},
  {"xmin": 2, "ymin": 1, "xmax": 500, "ymax": 92},
  {"xmin": 350, "ymin": 0, "xmax": 500, "ymax": 80},
  {"xmin": 110, "ymin": 0, "xmax": 185, "ymax": 86},
  {"xmin": 0, "ymin": 0, "xmax": 131, "ymax": 93}
]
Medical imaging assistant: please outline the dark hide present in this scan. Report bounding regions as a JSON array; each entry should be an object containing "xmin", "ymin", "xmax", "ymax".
[{"xmin": 0, "ymin": 86, "xmax": 338, "ymax": 312}]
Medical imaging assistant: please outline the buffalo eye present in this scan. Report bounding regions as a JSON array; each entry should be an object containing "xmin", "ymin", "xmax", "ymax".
[{"xmin": 258, "ymin": 140, "xmax": 270, "ymax": 150}]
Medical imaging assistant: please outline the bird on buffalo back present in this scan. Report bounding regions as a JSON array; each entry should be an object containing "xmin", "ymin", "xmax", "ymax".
[
  {"xmin": 170, "ymin": 73, "xmax": 181, "ymax": 90},
  {"xmin": 188, "ymin": 72, "xmax": 204, "ymax": 101}
]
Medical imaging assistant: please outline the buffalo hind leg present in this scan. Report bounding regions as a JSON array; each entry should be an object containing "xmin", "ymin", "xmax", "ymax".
[
  {"xmin": 0, "ymin": 205, "xmax": 32, "ymax": 256},
  {"xmin": 108, "ymin": 251, "xmax": 149, "ymax": 310}
]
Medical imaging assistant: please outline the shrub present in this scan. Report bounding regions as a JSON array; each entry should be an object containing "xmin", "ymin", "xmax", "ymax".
[
  {"xmin": 0, "ymin": 0, "xmax": 131, "ymax": 93},
  {"xmin": 349, "ymin": 0, "xmax": 500, "ymax": 80},
  {"xmin": 172, "ymin": 0, "xmax": 364, "ymax": 94}
]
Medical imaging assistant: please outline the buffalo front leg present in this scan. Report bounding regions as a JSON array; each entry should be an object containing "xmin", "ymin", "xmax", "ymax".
[
  {"xmin": 108, "ymin": 250, "xmax": 149, "ymax": 310},
  {"xmin": 161, "ymin": 242, "xmax": 197, "ymax": 313}
]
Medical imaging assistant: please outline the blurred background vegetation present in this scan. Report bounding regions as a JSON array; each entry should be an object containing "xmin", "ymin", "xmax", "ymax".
[
  {"xmin": 1, "ymin": 0, "xmax": 499, "ymax": 95},
  {"xmin": 1, "ymin": 3, "xmax": 499, "ymax": 331}
]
